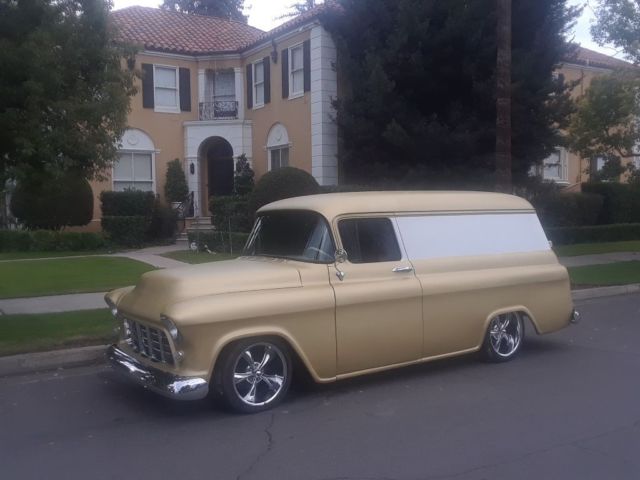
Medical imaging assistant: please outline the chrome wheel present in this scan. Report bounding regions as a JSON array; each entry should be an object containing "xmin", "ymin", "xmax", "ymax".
[
  {"xmin": 232, "ymin": 342, "xmax": 287, "ymax": 407},
  {"xmin": 488, "ymin": 312, "xmax": 523, "ymax": 358}
]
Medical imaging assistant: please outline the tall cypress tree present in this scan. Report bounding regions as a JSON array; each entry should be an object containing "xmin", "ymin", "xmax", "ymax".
[{"xmin": 322, "ymin": 0, "xmax": 579, "ymax": 188}]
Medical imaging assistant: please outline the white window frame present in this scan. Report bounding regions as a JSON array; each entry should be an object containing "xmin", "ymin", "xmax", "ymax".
[
  {"xmin": 288, "ymin": 43, "xmax": 305, "ymax": 99},
  {"xmin": 112, "ymin": 150, "xmax": 157, "ymax": 193},
  {"xmin": 153, "ymin": 64, "xmax": 180, "ymax": 114},
  {"xmin": 253, "ymin": 61, "xmax": 265, "ymax": 109},
  {"xmin": 542, "ymin": 148, "xmax": 569, "ymax": 184},
  {"xmin": 268, "ymin": 146, "xmax": 290, "ymax": 171}
]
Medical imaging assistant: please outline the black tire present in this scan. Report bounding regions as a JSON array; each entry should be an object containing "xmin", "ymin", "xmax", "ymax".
[
  {"xmin": 218, "ymin": 337, "xmax": 292, "ymax": 413},
  {"xmin": 481, "ymin": 312, "xmax": 525, "ymax": 363}
]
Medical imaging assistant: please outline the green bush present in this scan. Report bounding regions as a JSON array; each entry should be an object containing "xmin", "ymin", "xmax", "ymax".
[
  {"xmin": 101, "ymin": 216, "xmax": 149, "ymax": 247},
  {"xmin": 187, "ymin": 231, "xmax": 249, "ymax": 254},
  {"xmin": 234, "ymin": 154, "xmax": 255, "ymax": 195},
  {"xmin": 147, "ymin": 200, "xmax": 178, "ymax": 241},
  {"xmin": 209, "ymin": 195, "xmax": 253, "ymax": 233},
  {"xmin": 10, "ymin": 171, "xmax": 93, "ymax": 230},
  {"xmin": 100, "ymin": 190, "xmax": 155, "ymax": 217},
  {"xmin": 0, "ymin": 230, "xmax": 106, "ymax": 252},
  {"xmin": 248, "ymin": 167, "xmax": 320, "ymax": 213},
  {"xmin": 164, "ymin": 159, "xmax": 189, "ymax": 203},
  {"xmin": 546, "ymin": 223, "xmax": 640, "ymax": 245},
  {"xmin": 582, "ymin": 183, "xmax": 640, "ymax": 224},
  {"xmin": 532, "ymin": 192, "xmax": 604, "ymax": 228}
]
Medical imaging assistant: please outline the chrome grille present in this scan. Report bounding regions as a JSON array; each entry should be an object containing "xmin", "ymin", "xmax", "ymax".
[{"xmin": 124, "ymin": 318, "xmax": 174, "ymax": 364}]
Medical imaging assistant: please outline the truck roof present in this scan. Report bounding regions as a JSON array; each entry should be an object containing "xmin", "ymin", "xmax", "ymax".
[{"xmin": 258, "ymin": 191, "xmax": 535, "ymax": 219}]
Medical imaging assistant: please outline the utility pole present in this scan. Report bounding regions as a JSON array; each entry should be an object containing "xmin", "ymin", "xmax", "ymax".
[{"xmin": 495, "ymin": 0, "xmax": 512, "ymax": 192}]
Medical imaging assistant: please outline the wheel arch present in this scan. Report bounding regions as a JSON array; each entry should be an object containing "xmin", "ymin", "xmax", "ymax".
[{"xmin": 482, "ymin": 305, "xmax": 540, "ymax": 337}]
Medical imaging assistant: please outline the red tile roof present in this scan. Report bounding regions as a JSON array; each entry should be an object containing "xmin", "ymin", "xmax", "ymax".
[
  {"xmin": 565, "ymin": 46, "xmax": 633, "ymax": 70},
  {"xmin": 110, "ymin": 6, "xmax": 265, "ymax": 55}
]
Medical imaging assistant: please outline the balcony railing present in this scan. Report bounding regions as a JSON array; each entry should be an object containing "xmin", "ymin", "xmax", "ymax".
[{"xmin": 198, "ymin": 101, "xmax": 238, "ymax": 120}]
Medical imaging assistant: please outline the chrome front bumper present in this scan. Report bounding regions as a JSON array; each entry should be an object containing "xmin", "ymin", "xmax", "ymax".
[{"xmin": 106, "ymin": 345, "xmax": 209, "ymax": 401}]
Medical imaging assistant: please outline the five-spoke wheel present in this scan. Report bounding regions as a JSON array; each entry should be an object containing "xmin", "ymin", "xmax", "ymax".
[
  {"xmin": 482, "ymin": 312, "xmax": 524, "ymax": 362},
  {"xmin": 218, "ymin": 339, "xmax": 292, "ymax": 413}
]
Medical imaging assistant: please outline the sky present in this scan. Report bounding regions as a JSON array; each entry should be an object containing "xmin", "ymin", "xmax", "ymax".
[{"xmin": 111, "ymin": 0, "xmax": 620, "ymax": 57}]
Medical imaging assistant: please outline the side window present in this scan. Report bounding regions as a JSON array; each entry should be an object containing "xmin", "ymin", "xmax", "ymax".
[{"xmin": 338, "ymin": 218, "xmax": 401, "ymax": 264}]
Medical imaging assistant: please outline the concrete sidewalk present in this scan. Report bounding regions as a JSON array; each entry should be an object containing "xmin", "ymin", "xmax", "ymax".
[{"xmin": 0, "ymin": 292, "xmax": 108, "ymax": 315}]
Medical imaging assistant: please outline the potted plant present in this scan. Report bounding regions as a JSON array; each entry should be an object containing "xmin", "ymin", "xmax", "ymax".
[{"xmin": 165, "ymin": 158, "xmax": 189, "ymax": 210}]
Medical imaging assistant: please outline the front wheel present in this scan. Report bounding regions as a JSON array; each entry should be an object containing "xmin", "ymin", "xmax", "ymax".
[
  {"xmin": 218, "ymin": 338, "xmax": 292, "ymax": 413},
  {"xmin": 482, "ymin": 312, "xmax": 524, "ymax": 362}
]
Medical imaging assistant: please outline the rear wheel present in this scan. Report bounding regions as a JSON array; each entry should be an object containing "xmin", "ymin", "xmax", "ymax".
[
  {"xmin": 218, "ymin": 338, "xmax": 292, "ymax": 413},
  {"xmin": 482, "ymin": 312, "xmax": 524, "ymax": 362}
]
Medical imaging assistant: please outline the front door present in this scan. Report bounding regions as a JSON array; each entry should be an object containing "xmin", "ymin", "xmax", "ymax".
[{"xmin": 329, "ymin": 217, "xmax": 423, "ymax": 375}]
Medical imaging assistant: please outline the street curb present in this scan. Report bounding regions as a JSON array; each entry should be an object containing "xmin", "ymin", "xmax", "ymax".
[
  {"xmin": 0, "ymin": 345, "xmax": 107, "ymax": 378},
  {"xmin": 1, "ymin": 285, "xmax": 638, "ymax": 378},
  {"xmin": 572, "ymin": 283, "xmax": 640, "ymax": 301}
]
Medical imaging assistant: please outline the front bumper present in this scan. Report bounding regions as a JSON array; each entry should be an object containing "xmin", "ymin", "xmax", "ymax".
[{"xmin": 106, "ymin": 345, "xmax": 209, "ymax": 401}]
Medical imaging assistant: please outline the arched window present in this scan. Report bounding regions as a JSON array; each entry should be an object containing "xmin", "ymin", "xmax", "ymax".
[
  {"xmin": 114, "ymin": 129, "xmax": 156, "ymax": 192},
  {"xmin": 266, "ymin": 123, "xmax": 290, "ymax": 171}
]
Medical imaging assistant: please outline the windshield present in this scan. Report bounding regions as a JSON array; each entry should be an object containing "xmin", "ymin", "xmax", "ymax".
[{"xmin": 244, "ymin": 211, "xmax": 335, "ymax": 263}]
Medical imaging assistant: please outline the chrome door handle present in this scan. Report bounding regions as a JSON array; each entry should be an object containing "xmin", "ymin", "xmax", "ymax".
[{"xmin": 392, "ymin": 266, "xmax": 413, "ymax": 273}]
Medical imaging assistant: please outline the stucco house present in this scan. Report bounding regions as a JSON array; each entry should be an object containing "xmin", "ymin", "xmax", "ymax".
[
  {"xmin": 537, "ymin": 47, "xmax": 638, "ymax": 189},
  {"xmin": 84, "ymin": 6, "xmax": 635, "ymax": 231}
]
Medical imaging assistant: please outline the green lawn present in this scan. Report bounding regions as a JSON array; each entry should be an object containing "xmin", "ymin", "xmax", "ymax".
[
  {"xmin": 0, "ymin": 309, "xmax": 116, "ymax": 356},
  {"xmin": 568, "ymin": 261, "xmax": 640, "ymax": 286},
  {"xmin": 555, "ymin": 241, "xmax": 640, "ymax": 257},
  {"xmin": 161, "ymin": 251, "xmax": 237, "ymax": 264},
  {"xmin": 0, "ymin": 256, "xmax": 154, "ymax": 299},
  {"xmin": 0, "ymin": 251, "xmax": 111, "ymax": 261}
]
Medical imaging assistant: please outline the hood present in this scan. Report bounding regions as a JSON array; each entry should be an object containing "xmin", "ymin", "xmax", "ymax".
[{"xmin": 117, "ymin": 257, "xmax": 301, "ymax": 321}]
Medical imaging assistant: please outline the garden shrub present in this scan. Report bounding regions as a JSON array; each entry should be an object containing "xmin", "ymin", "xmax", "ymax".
[
  {"xmin": 532, "ymin": 191, "xmax": 604, "ymax": 228},
  {"xmin": 582, "ymin": 183, "xmax": 640, "ymax": 224},
  {"xmin": 248, "ymin": 167, "xmax": 320, "ymax": 213},
  {"xmin": 147, "ymin": 200, "xmax": 178, "ymax": 241},
  {"xmin": 100, "ymin": 190, "xmax": 155, "ymax": 217},
  {"xmin": 164, "ymin": 159, "xmax": 189, "ymax": 203},
  {"xmin": 545, "ymin": 223, "xmax": 640, "ymax": 245},
  {"xmin": 0, "ymin": 230, "xmax": 106, "ymax": 252},
  {"xmin": 187, "ymin": 231, "xmax": 249, "ymax": 254},
  {"xmin": 209, "ymin": 195, "xmax": 253, "ymax": 233},
  {"xmin": 101, "ymin": 216, "xmax": 149, "ymax": 248},
  {"xmin": 10, "ymin": 171, "xmax": 93, "ymax": 230}
]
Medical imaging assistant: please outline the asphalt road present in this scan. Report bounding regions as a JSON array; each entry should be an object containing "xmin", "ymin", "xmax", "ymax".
[{"xmin": 1, "ymin": 294, "xmax": 639, "ymax": 480}]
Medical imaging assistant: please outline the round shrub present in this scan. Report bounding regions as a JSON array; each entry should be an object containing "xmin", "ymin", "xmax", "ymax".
[
  {"xmin": 248, "ymin": 167, "xmax": 320, "ymax": 213},
  {"xmin": 164, "ymin": 158, "xmax": 189, "ymax": 203},
  {"xmin": 10, "ymin": 171, "xmax": 93, "ymax": 230}
]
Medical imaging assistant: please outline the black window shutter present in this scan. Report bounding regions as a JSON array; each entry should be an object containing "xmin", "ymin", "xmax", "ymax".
[
  {"xmin": 263, "ymin": 57, "xmax": 271, "ymax": 104},
  {"xmin": 246, "ymin": 64, "xmax": 253, "ymax": 109},
  {"xmin": 281, "ymin": 48, "xmax": 289, "ymax": 98},
  {"xmin": 141, "ymin": 63, "xmax": 154, "ymax": 109},
  {"xmin": 303, "ymin": 40, "xmax": 311, "ymax": 92},
  {"xmin": 179, "ymin": 67, "xmax": 191, "ymax": 112}
]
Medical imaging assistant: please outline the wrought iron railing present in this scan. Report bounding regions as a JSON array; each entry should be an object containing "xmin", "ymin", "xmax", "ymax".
[
  {"xmin": 198, "ymin": 101, "xmax": 239, "ymax": 120},
  {"xmin": 175, "ymin": 191, "xmax": 194, "ymax": 231}
]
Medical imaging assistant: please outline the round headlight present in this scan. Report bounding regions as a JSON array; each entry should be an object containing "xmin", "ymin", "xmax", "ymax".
[
  {"xmin": 160, "ymin": 315, "xmax": 181, "ymax": 343},
  {"xmin": 105, "ymin": 297, "xmax": 118, "ymax": 317}
]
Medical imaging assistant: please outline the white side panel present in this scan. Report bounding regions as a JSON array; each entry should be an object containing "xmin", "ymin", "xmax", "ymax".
[{"xmin": 396, "ymin": 213, "xmax": 550, "ymax": 260}]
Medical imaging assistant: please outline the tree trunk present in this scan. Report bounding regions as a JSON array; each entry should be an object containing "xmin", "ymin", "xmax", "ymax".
[{"xmin": 495, "ymin": 0, "xmax": 512, "ymax": 192}]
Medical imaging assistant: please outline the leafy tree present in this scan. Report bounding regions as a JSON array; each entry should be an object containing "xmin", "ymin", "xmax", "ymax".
[
  {"xmin": 591, "ymin": 0, "xmax": 640, "ymax": 64},
  {"xmin": 279, "ymin": 0, "xmax": 318, "ymax": 19},
  {"xmin": 233, "ymin": 154, "xmax": 255, "ymax": 195},
  {"xmin": 0, "ymin": 0, "xmax": 137, "ymax": 183},
  {"xmin": 568, "ymin": 71, "xmax": 640, "ymax": 162},
  {"xmin": 162, "ymin": 0, "xmax": 247, "ymax": 22},
  {"xmin": 322, "ymin": 0, "xmax": 578, "ymax": 188}
]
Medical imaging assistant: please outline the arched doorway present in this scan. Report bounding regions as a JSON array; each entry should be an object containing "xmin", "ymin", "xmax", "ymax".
[{"xmin": 199, "ymin": 137, "xmax": 234, "ymax": 212}]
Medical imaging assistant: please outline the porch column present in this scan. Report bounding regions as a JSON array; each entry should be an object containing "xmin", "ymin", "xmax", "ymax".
[{"xmin": 234, "ymin": 67, "xmax": 244, "ymax": 120}]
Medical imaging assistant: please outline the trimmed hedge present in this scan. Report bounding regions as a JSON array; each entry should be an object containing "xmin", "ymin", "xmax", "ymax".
[
  {"xmin": 100, "ymin": 190, "xmax": 155, "ymax": 217},
  {"xmin": 546, "ymin": 223, "xmax": 640, "ymax": 245},
  {"xmin": 582, "ymin": 183, "xmax": 640, "ymax": 224},
  {"xmin": 209, "ymin": 195, "xmax": 253, "ymax": 233},
  {"xmin": 533, "ymin": 192, "xmax": 604, "ymax": 228},
  {"xmin": 187, "ymin": 231, "xmax": 249, "ymax": 254},
  {"xmin": 248, "ymin": 167, "xmax": 320, "ymax": 213},
  {"xmin": 101, "ymin": 216, "xmax": 150, "ymax": 248},
  {"xmin": 0, "ymin": 230, "xmax": 106, "ymax": 252},
  {"xmin": 147, "ymin": 200, "xmax": 178, "ymax": 241}
]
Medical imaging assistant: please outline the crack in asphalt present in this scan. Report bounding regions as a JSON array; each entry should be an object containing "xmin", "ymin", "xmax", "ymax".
[{"xmin": 236, "ymin": 412, "xmax": 276, "ymax": 480}]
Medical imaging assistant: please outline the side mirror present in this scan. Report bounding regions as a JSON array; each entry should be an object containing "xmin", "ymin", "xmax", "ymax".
[{"xmin": 334, "ymin": 249, "xmax": 348, "ymax": 264}]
